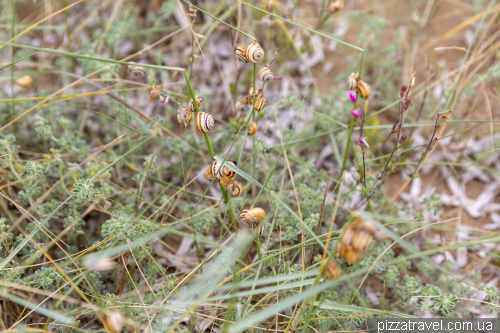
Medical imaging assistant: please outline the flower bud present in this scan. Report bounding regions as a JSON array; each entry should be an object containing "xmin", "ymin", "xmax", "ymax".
[
  {"xmin": 350, "ymin": 110, "xmax": 361, "ymax": 117},
  {"xmin": 349, "ymin": 91, "xmax": 357, "ymax": 103}
]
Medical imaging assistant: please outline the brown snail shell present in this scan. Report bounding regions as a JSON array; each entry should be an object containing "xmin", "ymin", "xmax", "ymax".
[
  {"xmin": 258, "ymin": 66, "xmax": 274, "ymax": 82},
  {"xmin": 127, "ymin": 63, "xmax": 146, "ymax": 77},
  {"xmin": 346, "ymin": 72, "xmax": 359, "ymax": 90},
  {"xmin": 189, "ymin": 96, "xmax": 203, "ymax": 113},
  {"xmin": 254, "ymin": 94, "xmax": 266, "ymax": 112},
  {"xmin": 196, "ymin": 112, "xmax": 214, "ymax": 133},
  {"xmin": 149, "ymin": 85, "xmax": 159, "ymax": 99},
  {"xmin": 245, "ymin": 42, "xmax": 265, "ymax": 63},
  {"xmin": 325, "ymin": 260, "xmax": 341, "ymax": 279},
  {"xmin": 205, "ymin": 167, "xmax": 219, "ymax": 183},
  {"xmin": 357, "ymin": 80, "xmax": 371, "ymax": 99},
  {"xmin": 327, "ymin": 0, "xmax": 344, "ymax": 13},
  {"xmin": 248, "ymin": 121, "xmax": 258, "ymax": 136},
  {"xmin": 236, "ymin": 46, "xmax": 248, "ymax": 63},
  {"xmin": 240, "ymin": 207, "xmax": 265, "ymax": 228},
  {"xmin": 177, "ymin": 107, "xmax": 192, "ymax": 128},
  {"xmin": 227, "ymin": 181, "xmax": 243, "ymax": 197},
  {"xmin": 220, "ymin": 176, "xmax": 233, "ymax": 187},
  {"xmin": 248, "ymin": 85, "xmax": 261, "ymax": 96}
]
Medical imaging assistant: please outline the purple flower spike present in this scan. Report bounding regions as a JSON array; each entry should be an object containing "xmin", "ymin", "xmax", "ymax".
[
  {"xmin": 349, "ymin": 91, "xmax": 357, "ymax": 103},
  {"xmin": 350, "ymin": 110, "xmax": 361, "ymax": 117}
]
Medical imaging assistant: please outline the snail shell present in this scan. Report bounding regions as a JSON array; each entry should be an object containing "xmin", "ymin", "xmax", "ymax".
[
  {"xmin": 344, "ymin": 245, "xmax": 362, "ymax": 264},
  {"xmin": 357, "ymin": 80, "xmax": 371, "ymax": 99},
  {"xmin": 196, "ymin": 112, "xmax": 214, "ymax": 133},
  {"xmin": 149, "ymin": 85, "xmax": 159, "ymax": 99},
  {"xmin": 103, "ymin": 312, "xmax": 124, "ymax": 333},
  {"xmin": 248, "ymin": 121, "xmax": 258, "ymax": 136},
  {"xmin": 209, "ymin": 161, "xmax": 223, "ymax": 181},
  {"xmin": 327, "ymin": 0, "xmax": 344, "ymax": 13},
  {"xmin": 127, "ymin": 64, "xmax": 146, "ymax": 77},
  {"xmin": 258, "ymin": 66, "xmax": 274, "ymax": 82},
  {"xmin": 205, "ymin": 167, "xmax": 219, "ymax": 183},
  {"xmin": 189, "ymin": 96, "xmax": 203, "ymax": 113},
  {"xmin": 236, "ymin": 101, "xmax": 248, "ymax": 113},
  {"xmin": 15, "ymin": 75, "xmax": 33, "ymax": 88},
  {"xmin": 346, "ymin": 72, "xmax": 359, "ymax": 90},
  {"xmin": 254, "ymin": 94, "xmax": 266, "ymax": 112},
  {"xmin": 236, "ymin": 46, "xmax": 248, "ymax": 63},
  {"xmin": 248, "ymin": 85, "xmax": 261, "ymax": 96},
  {"xmin": 220, "ymin": 176, "xmax": 233, "ymax": 187},
  {"xmin": 240, "ymin": 207, "xmax": 266, "ymax": 228},
  {"xmin": 227, "ymin": 181, "xmax": 243, "ymax": 197},
  {"xmin": 221, "ymin": 161, "xmax": 236, "ymax": 178},
  {"xmin": 177, "ymin": 107, "xmax": 193, "ymax": 128},
  {"xmin": 245, "ymin": 42, "xmax": 265, "ymax": 63},
  {"xmin": 325, "ymin": 260, "xmax": 341, "ymax": 279}
]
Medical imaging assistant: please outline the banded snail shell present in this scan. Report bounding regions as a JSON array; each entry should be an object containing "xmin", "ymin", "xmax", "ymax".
[
  {"xmin": 149, "ymin": 86, "xmax": 159, "ymax": 99},
  {"xmin": 209, "ymin": 161, "xmax": 223, "ymax": 181},
  {"xmin": 236, "ymin": 101, "xmax": 248, "ymax": 113},
  {"xmin": 240, "ymin": 207, "xmax": 266, "ymax": 228},
  {"xmin": 248, "ymin": 121, "xmax": 258, "ymax": 136},
  {"xmin": 258, "ymin": 66, "xmax": 274, "ymax": 82},
  {"xmin": 221, "ymin": 161, "xmax": 236, "ymax": 178},
  {"xmin": 220, "ymin": 176, "xmax": 232, "ymax": 187},
  {"xmin": 177, "ymin": 107, "xmax": 192, "ymax": 128},
  {"xmin": 327, "ymin": 0, "xmax": 344, "ymax": 13},
  {"xmin": 356, "ymin": 80, "xmax": 371, "ymax": 99},
  {"xmin": 325, "ymin": 260, "xmax": 341, "ymax": 279},
  {"xmin": 103, "ymin": 312, "xmax": 125, "ymax": 333},
  {"xmin": 248, "ymin": 85, "xmax": 261, "ymax": 96},
  {"xmin": 351, "ymin": 228, "xmax": 373, "ymax": 252},
  {"xmin": 127, "ymin": 64, "xmax": 146, "ymax": 77},
  {"xmin": 189, "ymin": 96, "xmax": 203, "ymax": 113},
  {"xmin": 227, "ymin": 181, "xmax": 243, "ymax": 197},
  {"xmin": 346, "ymin": 72, "xmax": 359, "ymax": 90},
  {"xmin": 196, "ymin": 112, "xmax": 214, "ymax": 133},
  {"xmin": 236, "ymin": 46, "xmax": 248, "ymax": 63},
  {"xmin": 344, "ymin": 245, "xmax": 362, "ymax": 264},
  {"xmin": 205, "ymin": 167, "xmax": 219, "ymax": 183},
  {"xmin": 245, "ymin": 42, "xmax": 265, "ymax": 63},
  {"xmin": 254, "ymin": 94, "xmax": 266, "ymax": 112}
]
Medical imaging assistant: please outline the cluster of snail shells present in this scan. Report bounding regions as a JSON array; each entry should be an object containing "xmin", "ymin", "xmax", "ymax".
[
  {"xmin": 189, "ymin": 96, "xmax": 203, "ymax": 113},
  {"xmin": 205, "ymin": 160, "xmax": 243, "ymax": 196},
  {"xmin": 327, "ymin": 0, "xmax": 344, "ymax": 13},
  {"xmin": 336, "ymin": 217, "xmax": 384, "ymax": 264},
  {"xmin": 347, "ymin": 72, "xmax": 371, "ymax": 99},
  {"xmin": 177, "ymin": 107, "xmax": 193, "ymax": 128},
  {"xmin": 258, "ymin": 66, "xmax": 274, "ymax": 82},
  {"xmin": 127, "ymin": 62, "xmax": 146, "ymax": 77},
  {"xmin": 240, "ymin": 207, "xmax": 266, "ymax": 234},
  {"xmin": 254, "ymin": 93, "xmax": 266, "ymax": 112},
  {"xmin": 235, "ymin": 42, "xmax": 265, "ymax": 63}
]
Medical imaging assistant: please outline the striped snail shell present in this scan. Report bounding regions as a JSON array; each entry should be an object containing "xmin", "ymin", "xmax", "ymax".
[
  {"xmin": 325, "ymin": 260, "xmax": 341, "ymax": 279},
  {"xmin": 177, "ymin": 107, "xmax": 193, "ymax": 128},
  {"xmin": 221, "ymin": 161, "xmax": 236, "ymax": 178},
  {"xmin": 236, "ymin": 101, "xmax": 248, "ymax": 113},
  {"xmin": 195, "ymin": 112, "xmax": 214, "ymax": 133},
  {"xmin": 189, "ymin": 96, "xmax": 203, "ymax": 113},
  {"xmin": 205, "ymin": 167, "xmax": 219, "ymax": 183},
  {"xmin": 240, "ymin": 207, "xmax": 266, "ymax": 234},
  {"xmin": 227, "ymin": 181, "xmax": 243, "ymax": 197},
  {"xmin": 327, "ymin": 0, "xmax": 344, "ymax": 13},
  {"xmin": 209, "ymin": 161, "xmax": 223, "ymax": 181},
  {"xmin": 347, "ymin": 72, "xmax": 359, "ymax": 90},
  {"xmin": 258, "ymin": 66, "xmax": 274, "ymax": 82},
  {"xmin": 127, "ymin": 63, "xmax": 146, "ymax": 77},
  {"xmin": 248, "ymin": 85, "xmax": 261, "ymax": 96},
  {"xmin": 149, "ymin": 85, "xmax": 159, "ymax": 99},
  {"xmin": 356, "ymin": 80, "xmax": 371, "ymax": 99},
  {"xmin": 245, "ymin": 42, "xmax": 265, "ymax": 63},
  {"xmin": 248, "ymin": 121, "xmax": 258, "ymax": 136},
  {"xmin": 220, "ymin": 176, "xmax": 233, "ymax": 187},
  {"xmin": 254, "ymin": 94, "xmax": 266, "ymax": 112},
  {"xmin": 236, "ymin": 46, "xmax": 248, "ymax": 63},
  {"xmin": 103, "ymin": 312, "xmax": 124, "ymax": 333}
]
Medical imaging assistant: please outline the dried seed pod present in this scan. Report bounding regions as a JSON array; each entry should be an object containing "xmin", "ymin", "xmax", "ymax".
[
  {"xmin": 240, "ymin": 207, "xmax": 266, "ymax": 228},
  {"xmin": 245, "ymin": 42, "xmax": 265, "ymax": 63},
  {"xmin": 327, "ymin": 0, "xmax": 344, "ymax": 13},
  {"xmin": 189, "ymin": 96, "xmax": 203, "ymax": 113},
  {"xmin": 236, "ymin": 46, "xmax": 248, "ymax": 63},
  {"xmin": 325, "ymin": 260, "xmax": 341, "ymax": 279},
  {"xmin": 357, "ymin": 80, "xmax": 371, "ymax": 99},
  {"xmin": 254, "ymin": 94, "xmax": 266, "ymax": 112},
  {"xmin": 196, "ymin": 112, "xmax": 214, "ymax": 133},
  {"xmin": 220, "ymin": 176, "xmax": 233, "ymax": 187},
  {"xmin": 127, "ymin": 63, "xmax": 146, "ymax": 77},
  {"xmin": 227, "ymin": 181, "xmax": 243, "ymax": 197},
  {"xmin": 258, "ymin": 66, "xmax": 274, "ymax": 82},
  {"xmin": 103, "ymin": 312, "xmax": 124, "ymax": 333},
  {"xmin": 248, "ymin": 121, "xmax": 258, "ymax": 136},
  {"xmin": 236, "ymin": 101, "xmax": 248, "ymax": 113},
  {"xmin": 149, "ymin": 85, "xmax": 159, "ymax": 99},
  {"xmin": 15, "ymin": 75, "xmax": 33, "ymax": 88},
  {"xmin": 346, "ymin": 72, "xmax": 359, "ymax": 90},
  {"xmin": 177, "ymin": 107, "xmax": 193, "ymax": 128}
]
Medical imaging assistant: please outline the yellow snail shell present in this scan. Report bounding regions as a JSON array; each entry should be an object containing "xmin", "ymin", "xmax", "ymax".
[
  {"xmin": 346, "ymin": 72, "xmax": 359, "ymax": 90},
  {"xmin": 15, "ymin": 75, "xmax": 33, "ymax": 88},
  {"xmin": 248, "ymin": 121, "xmax": 258, "ymax": 136},
  {"xmin": 127, "ymin": 63, "xmax": 146, "ymax": 77},
  {"xmin": 103, "ymin": 312, "xmax": 124, "ymax": 333},
  {"xmin": 357, "ymin": 80, "xmax": 371, "ymax": 99},
  {"xmin": 220, "ymin": 176, "xmax": 233, "ymax": 187},
  {"xmin": 325, "ymin": 260, "xmax": 341, "ymax": 279},
  {"xmin": 227, "ymin": 181, "xmax": 243, "ymax": 197},
  {"xmin": 248, "ymin": 85, "xmax": 261, "ymax": 96},
  {"xmin": 205, "ymin": 167, "xmax": 219, "ymax": 183},
  {"xmin": 254, "ymin": 94, "xmax": 266, "ymax": 112},
  {"xmin": 236, "ymin": 46, "xmax": 248, "ymax": 63},
  {"xmin": 177, "ymin": 107, "xmax": 192, "ymax": 128},
  {"xmin": 149, "ymin": 86, "xmax": 159, "ymax": 99},
  {"xmin": 196, "ymin": 112, "xmax": 214, "ymax": 133},
  {"xmin": 245, "ymin": 42, "xmax": 265, "ymax": 63},
  {"xmin": 258, "ymin": 66, "xmax": 274, "ymax": 82},
  {"xmin": 240, "ymin": 207, "xmax": 266, "ymax": 228},
  {"xmin": 221, "ymin": 161, "xmax": 236, "ymax": 178},
  {"xmin": 236, "ymin": 101, "xmax": 248, "ymax": 113},
  {"xmin": 189, "ymin": 96, "xmax": 203, "ymax": 112}
]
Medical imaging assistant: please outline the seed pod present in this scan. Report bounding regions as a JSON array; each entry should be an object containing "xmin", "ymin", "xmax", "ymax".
[
  {"xmin": 325, "ymin": 260, "xmax": 341, "ymax": 279},
  {"xmin": 327, "ymin": 0, "xmax": 344, "ymax": 13},
  {"xmin": 103, "ymin": 312, "xmax": 124, "ymax": 333},
  {"xmin": 248, "ymin": 121, "xmax": 258, "ymax": 136},
  {"xmin": 149, "ymin": 85, "xmax": 159, "ymax": 99},
  {"xmin": 15, "ymin": 75, "xmax": 33, "ymax": 88},
  {"xmin": 236, "ymin": 101, "xmax": 248, "ymax": 113},
  {"xmin": 357, "ymin": 80, "xmax": 371, "ymax": 99},
  {"xmin": 258, "ymin": 66, "xmax": 274, "ymax": 82},
  {"xmin": 346, "ymin": 72, "xmax": 359, "ymax": 90},
  {"xmin": 240, "ymin": 207, "xmax": 266, "ymax": 228},
  {"xmin": 177, "ymin": 107, "xmax": 193, "ymax": 128},
  {"xmin": 254, "ymin": 94, "xmax": 266, "ymax": 112},
  {"xmin": 189, "ymin": 96, "xmax": 203, "ymax": 113},
  {"xmin": 245, "ymin": 42, "xmax": 265, "ymax": 63},
  {"xmin": 196, "ymin": 112, "xmax": 214, "ymax": 133},
  {"xmin": 236, "ymin": 46, "xmax": 248, "ymax": 63},
  {"xmin": 127, "ymin": 63, "xmax": 146, "ymax": 77},
  {"xmin": 159, "ymin": 95, "xmax": 169, "ymax": 105},
  {"xmin": 227, "ymin": 181, "xmax": 243, "ymax": 197},
  {"xmin": 220, "ymin": 176, "xmax": 232, "ymax": 187}
]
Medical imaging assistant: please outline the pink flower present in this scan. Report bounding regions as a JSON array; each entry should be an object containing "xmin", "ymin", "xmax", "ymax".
[
  {"xmin": 350, "ymin": 110, "xmax": 361, "ymax": 117},
  {"xmin": 349, "ymin": 91, "xmax": 357, "ymax": 103},
  {"xmin": 359, "ymin": 137, "xmax": 370, "ymax": 148}
]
